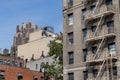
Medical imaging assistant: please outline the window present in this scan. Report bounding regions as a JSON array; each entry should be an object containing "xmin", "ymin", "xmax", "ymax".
[
  {"xmin": 68, "ymin": 52, "xmax": 74, "ymax": 64},
  {"xmin": 18, "ymin": 72, "xmax": 23, "ymax": 80},
  {"xmin": 36, "ymin": 64, "xmax": 38, "ymax": 70},
  {"xmin": 93, "ymin": 69, "xmax": 98, "ymax": 78},
  {"xmin": 12, "ymin": 61, "xmax": 15, "ymax": 66},
  {"xmin": 7, "ymin": 60, "xmax": 11, "ymax": 65},
  {"xmin": 68, "ymin": 0, "xmax": 73, "ymax": 7},
  {"xmin": 3, "ymin": 60, "xmax": 7, "ymax": 65},
  {"xmin": 91, "ymin": 26, "xmax": 96, "ymax": 32},
  {"xmin": 41, "ymin": 76, "xmax": 44, "ymax": 80},
  {"xmin": 33, "ymin": 76, "xmax": 38, "ymax": 80},
  {"xmin": 68, "ymin": 73, "xmax": 74, "ymax": 80},
  {"xmin": 106, "ymin": 0, "xmax": 112, "ymax": 5},
  {"xmin": 82, "ymin": 28, "xmax": 87, "ymax": 40},
  {"xmin": 108, "ymin": 43, "xmax": 116, "ymax": 56},
  {"xmin": 82, "ymin": 8, "xmax": 87, "ymax": 20},
  {"xmin": 107, "ymin": 20, "xmax": 114, "ymax": 33},
  {"xmin": 90, "ymin": 5, "xmax": 96, "ymax": 13},
  {"xmin": 92, "ymin": 46, "xmax": 97, "ymax": 54},
  {"xmin": 0, "ymin": 59, "xmax": 3, "ymax": 64},
  {"xmin": 109, "ymin": 67, "xmax": 117, "ymax": 80},
  {"xmin": 83, "ymin": 71, "xmax": 88, "ymax": 80},
  {"xmin": 113, "ymin": 66, "xmax": 117, "ymax": 76},
  {"xmin": 108, "ymin": 43, "xmax": 116, "ymax": 52},
  {"xmin": 68, "ymin": 13, "xmax": 73, "ymax": 26},
  {"xmin": 19, "ymin": 63, "xmax": 23, "ymax": 67},
  {"xmin": 14, "ymin": 62, "xmax": 18, "ymax": 66},
  {"xmin": 68, "ymin": 32, "xmax": 74, "ymax": 44},
  {"xmin": 83, "ymin": 49, "xmax": 88, "ymax": 62},
  {"xmin": 0, "ymin": 70, "xmax": 5, "ymax": 80}
]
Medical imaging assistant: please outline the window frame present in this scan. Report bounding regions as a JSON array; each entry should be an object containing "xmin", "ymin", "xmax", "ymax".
[
  {"xmin": 82, "ymin": 28, "xmax": 87, "ymax": 40},
  {"xmin": 68, "ymin": 32, "xmax": 74, "ymax": 45},
  {"xmin": 68, "ymin": 13, "xmax": 73, "ymax": 26},
  {"xmin": 68, "ymin": 0, "xmax": 73, "ymax": 7},
  {"xmin": 68, "ymin": 52, "xmax": 74, "ymax": 64},
  {"xmin": 83, "ymin": 49, "xmax": 88, "ymax": 62},
  {"xmin": 83, "ymin": 70, "xmax": 88, "ymax": 80},
  {"xmin": 82, "ymin": 8, "xmax": 87, "ymax": 20},
  {"xmin": 105, "ymin": 0, "xmax": 113, "ymax": 6},
  {"xmin": 68, "ymin": 73, "xmax": 74, "ymax": 80}
]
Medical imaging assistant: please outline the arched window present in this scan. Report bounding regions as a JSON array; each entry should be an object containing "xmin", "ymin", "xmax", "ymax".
[{"xmin": 18, "ymin": 72, "xmax": 23, "ymax": 80}]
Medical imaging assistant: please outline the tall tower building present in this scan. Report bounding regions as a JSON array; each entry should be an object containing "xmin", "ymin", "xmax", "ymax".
[
  {"xmin": 11, "ymin": 22, "xmax": 38, "ymax": 57},
  {"xmin": 63, "ymin": 0, "xmax": 120, "ymax": 80}
]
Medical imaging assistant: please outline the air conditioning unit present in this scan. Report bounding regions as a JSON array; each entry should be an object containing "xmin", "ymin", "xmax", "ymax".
[{"xmin": 110, "ymin": 51, "xmax": 116, "ymax": 57}]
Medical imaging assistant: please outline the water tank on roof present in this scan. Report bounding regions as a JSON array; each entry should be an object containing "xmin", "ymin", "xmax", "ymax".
[{"xmin": 43, "ymin": 26, "xmax": 54, "ymax": 33}]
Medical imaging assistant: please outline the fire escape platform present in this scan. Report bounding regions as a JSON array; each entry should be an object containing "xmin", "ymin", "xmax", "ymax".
[
  {"xmin": 85, "ymin": 33, "xmax": 116, "ymax": 42},
  {"xmin": 86, "ymin": 57, "xmax": 118, "ymax": 65},
  {"xmin": 85, "ymin": 11, "xmax": 115, "ymax": 22}
]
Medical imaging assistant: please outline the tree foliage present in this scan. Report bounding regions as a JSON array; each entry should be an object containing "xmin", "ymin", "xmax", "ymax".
[{"xmin": 46, "ymin": 40, "xmax": 63, "ymax": 80}]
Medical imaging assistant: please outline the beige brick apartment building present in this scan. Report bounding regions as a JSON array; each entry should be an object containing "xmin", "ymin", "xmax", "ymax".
[
  {"xmin": 63, "ymin": 0, "xmax": 120, "ymax": 80},
  {"xmin": 11, "ymin": 22, "xmax": 57, "ymax": 60}
]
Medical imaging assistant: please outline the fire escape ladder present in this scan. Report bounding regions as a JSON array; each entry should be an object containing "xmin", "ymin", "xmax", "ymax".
[
  {"xmin": 95, "ymin": 60, "xmax": 106, "ymax": 80},
  {"xmin": 93, "ymin": 37, "xmax": 105, "ymax": 60},
  {"xmin": 94, "ymin": 0, "xmax": 103, "ymax": 13},
  {"xmin": 93, "ymin": 15, "xmax": 104, "ymax": 37},
  {"xmin": 110, "ymin": 54, "xmax": 114, "ymax": 80}
]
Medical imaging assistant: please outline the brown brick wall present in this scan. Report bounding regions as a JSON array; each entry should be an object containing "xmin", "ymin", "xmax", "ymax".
[{"xmin": 0, "ymin": 64, "xmax": 43, "ymax": 80}]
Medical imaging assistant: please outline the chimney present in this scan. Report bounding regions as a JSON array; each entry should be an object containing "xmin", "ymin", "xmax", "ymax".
[
  {"xmin": 31, "ymin": 54, "xmax": 35, "ymax": 61},
  {"xmin": 16, "ymin": 25, "xmax": 20, "ymax": 33}
]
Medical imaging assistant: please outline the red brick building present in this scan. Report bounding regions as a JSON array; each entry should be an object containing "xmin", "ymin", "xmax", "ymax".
[
  {"xmin": 0, "ymin": 64, "xmax": 43, "ymax": 80},
  {"xmin": 0, "ymin": 55, "xmax": 24, "ymax": 67}
]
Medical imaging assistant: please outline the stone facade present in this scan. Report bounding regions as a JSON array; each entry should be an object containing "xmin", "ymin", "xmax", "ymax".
[
  {"xmin": 63, "ymin": 0, "xmax": 120, "ymax": 80},
  {"xmin": 11, "ymin": 22, "xmax": 39, "ymax": 57},
  {"xmin": 17, "ymin": 28, "xmax": 57, "ymax": 60},
  {"xmin": 26, "ymin": 56, "xmax": 53, "ymax": 72},
  {"xmin": 11, "ymin": 22, "xmax": 57, "ymax": 61}
]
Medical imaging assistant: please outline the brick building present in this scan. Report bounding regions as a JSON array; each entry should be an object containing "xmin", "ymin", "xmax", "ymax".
[
  {"xmin": 63, "ymin": 0, "xmax": 120, "ymax": 80},
  {"xmin": 0, "ymin": 64, "xmax": 43, "ymax": 80},
  {"xmin": 0, "ymin": 55, "xmax": 24, "ymax": 67}
]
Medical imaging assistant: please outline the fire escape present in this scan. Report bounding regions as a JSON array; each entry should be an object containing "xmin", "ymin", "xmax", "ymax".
[{"xmin": 83, "ymin": 0, "xmax": 118, "ymax": 80}]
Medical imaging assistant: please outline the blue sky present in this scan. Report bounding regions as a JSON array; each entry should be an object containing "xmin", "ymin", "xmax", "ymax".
[{"xmin": 0, "ymin": 0, "xmax": 63, "ymax": 51}]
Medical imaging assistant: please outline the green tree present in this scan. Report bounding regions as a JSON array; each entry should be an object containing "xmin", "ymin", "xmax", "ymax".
[{"xmin": 46, "ymin": 40, "xmax": 63, "ymax": 80}]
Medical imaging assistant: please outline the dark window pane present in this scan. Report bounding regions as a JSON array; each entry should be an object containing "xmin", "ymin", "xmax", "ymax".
[
  {"xmin": 93, "ymin": 69, "xmax": 98, "ymax": 78},
  {"xmin": 92, "ymin": 46, "xmax": 97, "ymax": 54},
  {"xmin": 113, "ymin": 67, "xmax": 117, "ymax": 76},
  {"xmin": 106, "ymin": 0, "xmax": 112, "ymax": 5},
  {"xmin": 68, "ymin": 52, "xmax": 74, "ymax": 64},
  {"xmin": 68, "ymin": 0, "xmax": 73, "ymax": 7},
  {"xmin": 68, "ymin": 32, "xmax": 74, "ymax": 44},
  {"xmin": 108, "ymin": 43, "xmax": 115, "ymax": 52},
  {"xmin": 68, "ymin": 13, "xmax": 73, "ymax": 25},
  {"xmin": 91, "ymin": 5, "xmax": 96, "ymax": 13},
  {"xmin": 82, "ymin": 28, "xmax": 87, "ymax": 40},
  {"xmin": 107, "ymin": 21, "xmax": 114, "ymax": 33},
  {"xmin": 83, "ymin": 49, "xmax": 88, "ymax": 62},
  {"xmin": 82, "ymin": 8, "xmax": 87, "ymax": 20},
  {"xmin": 68, "ymin": 73, "xmax": 74, "ymax": 80},
  {"xmin": 83, "ymin": 71, "xmax": 88, "ymax": 80},
  {"xmin": 91, "ymin": 26, "xmax": 97, "ymax": 32}
]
